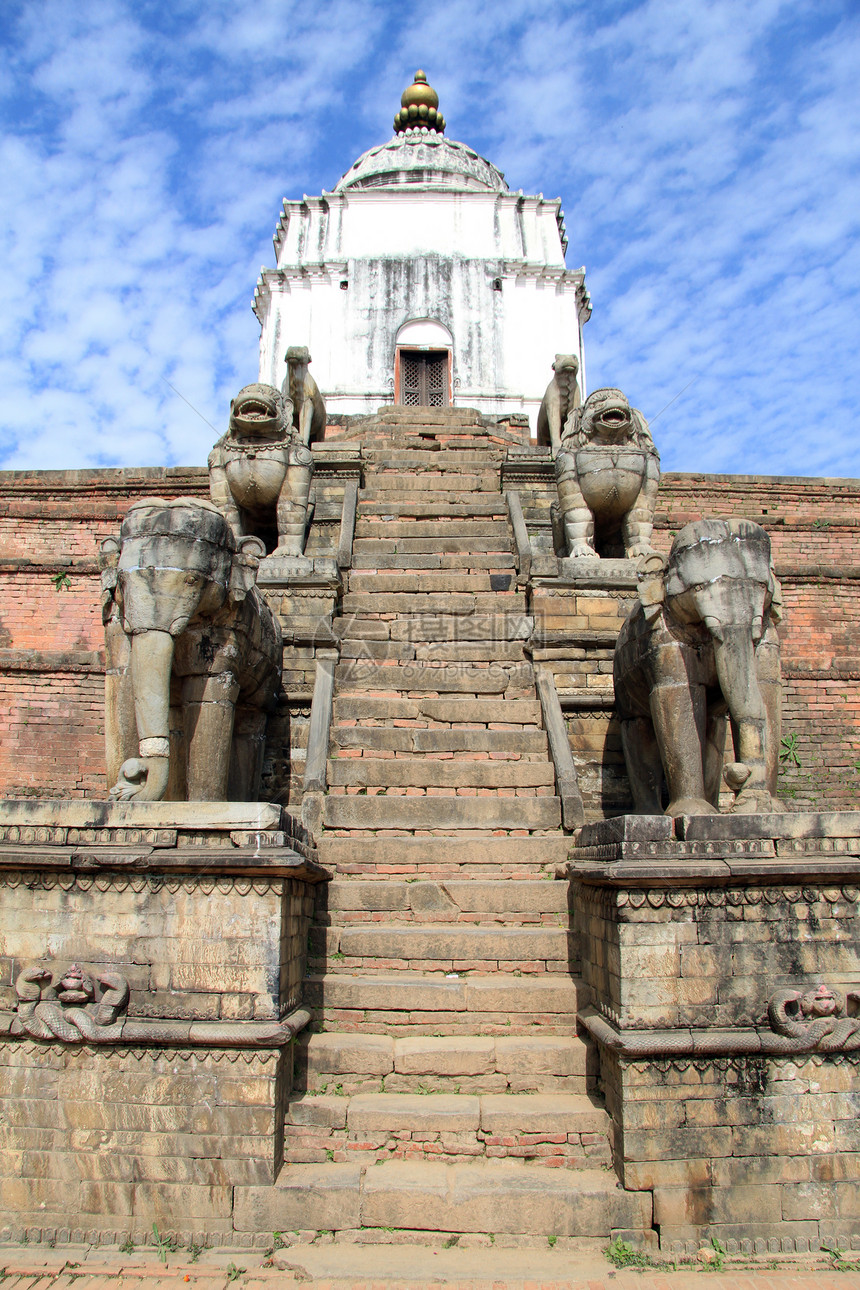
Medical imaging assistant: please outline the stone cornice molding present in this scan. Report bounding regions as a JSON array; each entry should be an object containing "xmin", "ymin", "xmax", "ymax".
[{"xmin": 1, "ymin": 1005, "xmax": 311, "ymax": 1050}]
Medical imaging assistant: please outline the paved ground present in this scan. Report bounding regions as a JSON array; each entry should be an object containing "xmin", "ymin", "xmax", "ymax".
[{"xmin": 2, "ymin": 1243, "xmax": 860, "ymax": 1289}]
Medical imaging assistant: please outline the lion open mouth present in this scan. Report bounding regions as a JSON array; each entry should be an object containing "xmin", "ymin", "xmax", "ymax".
[{"xmin": 237, "ymin": 401, "xmax": 273, "ymax": 420}]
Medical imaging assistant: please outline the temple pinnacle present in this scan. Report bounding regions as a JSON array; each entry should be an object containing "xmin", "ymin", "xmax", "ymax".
[{"xmin": 394, "ymin": 69, "xmax": 446, "ymax": 135}]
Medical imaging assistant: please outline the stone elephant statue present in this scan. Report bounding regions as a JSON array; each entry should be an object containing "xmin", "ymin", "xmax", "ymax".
[
  {"xmin": 100, "ymin": 498, "xmax": 282, "ymax": 802},
  {"xmin": 554, "ymin": 387, "xmax": 660, "ymax": 559},
  {"xmin": 613, "ymin": 518, "xmax": 783, "ymax": 817}
]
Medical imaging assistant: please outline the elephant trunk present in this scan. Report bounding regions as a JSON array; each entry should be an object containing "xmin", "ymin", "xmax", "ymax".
[
  {"xmin": 712, "ymin": 626, "xmax": 767, "ymax": 784},
  {"xmin": 110, "ymin": 630, "xmax": 174, "ymax": 801}
]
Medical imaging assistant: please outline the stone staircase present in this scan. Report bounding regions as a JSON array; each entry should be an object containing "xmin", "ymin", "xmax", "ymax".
[{"xmin": 244, "ymin": 410, "xmax": 652, "ymax": 1243}]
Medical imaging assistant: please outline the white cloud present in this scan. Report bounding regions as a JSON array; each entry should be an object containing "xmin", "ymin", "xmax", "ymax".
[{"xmin": 0, "ymin": 0, "xmax": 857, "ymax": 478}]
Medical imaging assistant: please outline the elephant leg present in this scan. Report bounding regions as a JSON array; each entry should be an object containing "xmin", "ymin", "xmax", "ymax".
[
  {"xmin": 555, "ymin": 452, "xmax": 594, "ymax": 558},
  {"xmin": 756, "ymin": 628, "xmax": 782, "ymax": 800},
  {"xmin": 620, "ymin": 716, "xmax": 664, "ymax": 814},
  {"xmin": 275, "ymin": 452, "xmax": 314, "ymax": 557},
  {"xmin": 182, "ymin": 672, "xmax": 240, "ymax": 800},
  {"xmin": 229, "ymin": 705, "xmax": 268, "ymax": 801},
  {"xmin": 167, "ymin": 691, "xmax": 187, "ymax": 802},
  {"xmin": 104, "ymin": 618, "xmax": 137, "ymax": 787},
  {"xmin": 703, "ymin": 707, "xmax": 728, "ymax": 808},
  {"xmin": 650, "ymin": 680, "xmax": 716, "ymax": 817}
]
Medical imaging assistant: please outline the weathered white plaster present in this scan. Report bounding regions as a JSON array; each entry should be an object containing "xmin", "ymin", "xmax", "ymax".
[{"xmin": 255, "ymin": 129, "xmax": 591, "ymax": 432}]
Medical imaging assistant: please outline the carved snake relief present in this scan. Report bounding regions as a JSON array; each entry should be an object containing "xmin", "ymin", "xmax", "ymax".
[
  {"xmin": 767, "ymin": 984, "xmax": 860, "ymax": 1052},
  {"xmin": 14, "ymin": 963, "xmax": 129, "ymax": 1043}
]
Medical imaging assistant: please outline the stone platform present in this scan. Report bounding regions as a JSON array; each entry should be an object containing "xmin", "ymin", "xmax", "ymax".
[{"xmin": 568, "ymin": 811, "xmax": 860, "ymax": 1254}]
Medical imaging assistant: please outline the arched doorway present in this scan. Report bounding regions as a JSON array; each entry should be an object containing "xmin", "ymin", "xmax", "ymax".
[{"xmin": 394, "ymin": 320, "xmax": 453, "ymax": 408}]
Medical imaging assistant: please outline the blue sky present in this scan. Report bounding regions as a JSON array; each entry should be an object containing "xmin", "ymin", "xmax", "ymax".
[{"xmin": 0, "ymin": 0, "xmax": 858, "ymax": 476}]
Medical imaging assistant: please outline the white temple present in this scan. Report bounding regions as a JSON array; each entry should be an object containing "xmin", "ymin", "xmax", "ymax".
[{"xmin": 254, "ymin": 71, "xmax": 591, "ymax": 431}]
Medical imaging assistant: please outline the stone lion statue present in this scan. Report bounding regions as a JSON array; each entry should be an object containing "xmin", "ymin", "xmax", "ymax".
[
  {"xmin": 536, "ymin": 354, "xmax": 581, "ymax": 454},
  {"xmin": 554, "ymin": 387, "xmax": 660, "ymax": 560},
  {"xmin": 208, "ymin": 382, "xmax": 314, "ymax": 557}
]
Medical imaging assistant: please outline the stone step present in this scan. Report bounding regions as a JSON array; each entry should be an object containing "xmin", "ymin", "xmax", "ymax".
[
  {"xmin": 292, "ymin": 1090, "xmax": 607, "ymax": 1134},
  {"xmin": 311, "ymin": 922, "xmax": 571, "ymax": 972},
  {"xmin": 295, "ymin": 1032, "xmax": 588, "ymax": 1093},
  {"xmin": 322, "ymin": 795, "xmax": 562, "ymax": 832},
  {"xmin": 337, "ymin": 637, "xmax": 528, "ymax": 665},
  {"xmin": 332, "ymin": 697, "xmax": 542, "ymax": 723},
  {"xmin": 304, "ymin": 972, "xmax": 580, "ymax": 1027},
  {"xmin": 233, "ymin": 1159, "xmax": 651, "ymax": 1237},
  {"xmin": 350, "ymin": 553, "xmax": 516, "ymax": 571},
  {"xmin": 328, "ymin": 758, "xmax": 554, "ymax": 789},
  {"xmin": 341, "ymin": 592, "xmax": 525, "ymax": 615},
  {"xmin": 353, "ymin": 537, "xmax": 511, "ymax": 555},
  {"xmin": 363, "ymin": 449, "xmax": 503, "ymax": 467},
  {"xmin": 347, "ymin": 572, "xmax": 515, "ymax": 594},
  {"xmin": 317, "ymin": 834, "xmax": 571, "ymax": 876},
  {"xmin": 330, "ymin": 728, "xmax": 549, "ymax": 758},
  {"xmin": 358, "ymin": 474, "xmax": 497, "ymax": 494},
  {"xmin": 334, "ymin": 661, "xmax": 521, "ymax": 693},
  {"xmin": 355, "ymin": 520, "xmax": 510, "ymax": 540},
  {"xmin": 358, "ymin": 498, "xmax": 508, "ymax": 517},
  {"xmin": 318, "ymin": 879, "xmax": 570, "ymax": 919},
  {"xmin": 281, "ymin": 1092, "xmax": 610, "ymax": 1168},
  {"xmin": 386, "ymin": 614, "xmax": 531, "ymax": 642}
]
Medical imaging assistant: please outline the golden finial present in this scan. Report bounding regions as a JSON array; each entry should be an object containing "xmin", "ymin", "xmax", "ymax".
[{"xmin": 394, "ymin": 70, "xmax": 446, "ymax": 135}]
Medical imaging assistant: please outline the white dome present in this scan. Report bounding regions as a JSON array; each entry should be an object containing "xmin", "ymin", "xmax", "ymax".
[{"xmin": 335, "ymin": 129, "xmax": 508, "ymax": 194}]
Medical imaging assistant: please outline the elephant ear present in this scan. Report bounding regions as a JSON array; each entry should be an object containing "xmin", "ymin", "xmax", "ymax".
[
  {"xmin": 98, "ymin": 536, "xmax": 121, "ymax": 623},
  {"xmin": 637, "ymin": 550, "xmax": 666, "ymax": 623},
  {"xmin": 768, "ymin": 565, "xmax": 784, "ymax": 625},
  {"xmin": 229, "ymin": 536, "xmax": 266, "ymax": 603}
]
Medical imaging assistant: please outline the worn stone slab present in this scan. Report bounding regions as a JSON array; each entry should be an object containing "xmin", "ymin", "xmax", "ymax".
[
  {"xmin": 576, "ymin": 815, "xmax": 674, "ymax": 847},
  {"xmin": 359, "ymin": 1160, "xmax": 651, "ymax": 1235},
  {"xmin": 394, "ymin": 1036, "xmax": 496, "ymax": 1076},
  {"xmin": 304, "ymin": 974, "xmax": 467, "ymax": 1012},
  {"xmin": 287, "ymin": 1095, "xmax": 348, "ymax": 1128},
  {"xmin": 479, "ymin": 1093, "xmax": 608, "ymax": 1135},
  {"xmin": 464, "ymin": 976, "xmax": 580, "ymax": 1014},
  {"xmin": 494, "ymin": 1036, "xmax": 588, "ymax": 1077},
  {"xmin": 233, "ymin": 1163, "xmax": 362, "ymax": 1232},
  {"xmin": 389, "ymin": 615, "xmax": 532, "ymax": 642},
  {"xmin": 333, "ymin": 697, "xmax": 421, "ymax": 721},
  {"xmin": 0, "ymin": 800, "xmax": 284, "ymax": 831},
  {"xmin": 435, "ymin": 880, "xmax": 569, "ymax": 914},
  {"xmin": 348, "ymin": 573, "xmax": 510, "ymax": 594},
  {"xmin": 348, "ymin": 1093, "xmax": 481, "ymax": 1132},
  {"xmin": 322, "ymin": 882, "xmax": 411, "ymax": 912},
  {"xmin": 677, "ymin": 810, "xmax": 860, "ymax": 841},
  {"xmin": 336, "ymin": 663, "xmax": 511, "ymax": 693},
  {"xmin": 419, "ymin": 699, "xmax": 541, "ymax": 724},
  {"xmin": 409, "ymin": 729, "xmax": 549, "ymax": 754},
  {"xmin": 323, "ymin": 796, "xmax": 561, "ymax": 831},
  {"xmin": 317, "ymin": 835, "xmax": 572, "ymax": 869},
  {"xmin": 328, "ymin": 758, "xmax": 555, "ymax": 789},
  {"xmin": 338, "ymin": 924, "xmax": 569, "ymax": 963},
  {"xmin": 298, "ymin": 1032, "xmax": 395, "ymax": 1077}
]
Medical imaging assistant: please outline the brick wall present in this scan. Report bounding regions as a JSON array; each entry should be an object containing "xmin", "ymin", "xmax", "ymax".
[{"xmin": 0, "ymin": 463, "xmax": 857, "ymax": 809}]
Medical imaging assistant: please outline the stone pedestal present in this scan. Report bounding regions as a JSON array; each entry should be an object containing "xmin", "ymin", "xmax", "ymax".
[
  {"xmin": 0, "ymin": 800, "xmax": 328, "ymax": 1244},
  {"xmin": 568, "ymin": 811, "xmax": 860, "ymax": 1255}
]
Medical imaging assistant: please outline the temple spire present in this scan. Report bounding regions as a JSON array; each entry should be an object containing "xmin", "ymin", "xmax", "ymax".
[{"xmin": 394, "ymin": 70, "xmax": 446, "ymax": 135}]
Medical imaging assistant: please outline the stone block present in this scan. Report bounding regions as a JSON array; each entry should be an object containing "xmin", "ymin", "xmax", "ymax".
[
  {"xmin": 479, "ymin": 1093, "xmax": 608, "ymax": 1135},
  {"xmin": 359, "ymin": 1160, "xmax": 651, "ymax": 1236},
  {"xmin": 494, "ymin": 1037, "xmax": 587, "ymax": 1077},
  {"xmin": 288, "ymin": 1097, "xmax": 348, "ymax": 1129},
  {"xmin": 233, "ymin": 1163, "xmax": 362, "ymax": 1232},
  {"xmin": 298, "ymin": 1033, "xmax": 395, "ymax": 1079},
  {"xmin": 348, "ymin": 1094, "xmax": 480, "ymax": 1132},
  {"xmin": 394, "ymin": 1037, "xmax": 496, "ymax": 1076},
  {"xmin": 323, "ymin": 796, "xmax": 561, "ymax": 831}
]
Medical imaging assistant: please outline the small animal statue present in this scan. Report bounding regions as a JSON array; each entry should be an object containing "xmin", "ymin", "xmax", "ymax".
[
  {"xmin": 554, "ymin": 387, "xmax": 660, "ymax": 559},
  {"xmin": 284, "ymin": 346, "xmax": 326, "ymax": 446},
  {"xmin": 768, "ymin": 985, "xmax": 860, "ymax": 1052},
  {"xmin": 208, "ymin": 382, "xmax": 314, "ymax": 557},
  {"xmin": 536, "ymin": 354, "xmax": 581, "ymax": 454}
]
